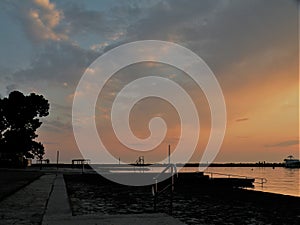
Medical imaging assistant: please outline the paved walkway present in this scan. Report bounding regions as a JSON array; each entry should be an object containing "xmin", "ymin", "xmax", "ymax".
[
  {"xmin": 42, "ymin": 174, "xmax": 72, "ymax": 224},
  {"xmin": 0, "ymin": 173, "xmax": 184, "ymax": 225}
]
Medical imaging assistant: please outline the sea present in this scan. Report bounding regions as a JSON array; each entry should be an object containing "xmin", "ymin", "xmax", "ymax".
[
  {"xmin": 91, "ymin": 164, "xmax": 299, "ymax": 197},
  {"xmin": 180, "ymin": 166, "xmax": 300, "ymax": 197}
]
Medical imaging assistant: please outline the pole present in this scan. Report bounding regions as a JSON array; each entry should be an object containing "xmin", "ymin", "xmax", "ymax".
[
  {"xmin": 168, "ymin": 144, "xmax": 173, "ymax": 214},
  {"xmin": 56, "ymin": 150, "xmax": 59, "ymax": 173},
  {"xmin": 168, "ymin": 144, "xmax": 171, "ymax": 165},
  {"xmin": 170, "ymin": 164, "xmax": 173, "ymax": 215}
]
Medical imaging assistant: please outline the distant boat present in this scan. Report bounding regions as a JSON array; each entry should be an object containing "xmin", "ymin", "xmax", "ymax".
[{"xmin": 283, "ymin": 155, "xmax": 300, "ymax": 168}]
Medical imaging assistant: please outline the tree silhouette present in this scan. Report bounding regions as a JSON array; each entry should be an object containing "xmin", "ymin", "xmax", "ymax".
[{"xmin": 0, "ymin": 91, "xmax": 49, "ymax": 166}]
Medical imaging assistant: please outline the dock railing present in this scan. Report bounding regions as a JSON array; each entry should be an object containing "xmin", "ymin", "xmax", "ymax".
[
  {"xmin": 204, "ymin": 171, "xmax": 267, "ymax": 187},
  {"xmin": 152, "ymin": 163, "xmax": 178, "ymax": 215}
]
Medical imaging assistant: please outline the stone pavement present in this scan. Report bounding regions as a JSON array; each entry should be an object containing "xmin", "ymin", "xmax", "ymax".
[{"xmin": 0, "ymin": 173, "xmax": 185, "ymax": 225}]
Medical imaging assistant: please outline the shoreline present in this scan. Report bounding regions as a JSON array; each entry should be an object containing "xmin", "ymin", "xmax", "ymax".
[
  {"xmin": 29, "ymin": 162, "xmax": 287, "ymax": 168},
  {"xmin": 2, "ymin": 167, "xmax": 298, "ymax": 198},
  {"xmin": 64, "ymin": 173, "xmax": 300, "ymax": 224},
  {"xmin": 30, "ymin": 165, "xmax": 300, "ymax": 198},
  {"xmin": 244, "ymin": 188, "xmax": 300, "ymax": 198}
]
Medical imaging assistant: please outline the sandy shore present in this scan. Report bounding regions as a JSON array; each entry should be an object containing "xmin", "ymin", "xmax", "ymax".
[{"xmin": 64, "ymin": 173, "xmax": 300, "ymax": 225}]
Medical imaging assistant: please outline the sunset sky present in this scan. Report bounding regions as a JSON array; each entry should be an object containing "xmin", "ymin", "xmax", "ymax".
[{"xmin": 0, "ymin": 0, "xmax": 298, "ymax": 163}]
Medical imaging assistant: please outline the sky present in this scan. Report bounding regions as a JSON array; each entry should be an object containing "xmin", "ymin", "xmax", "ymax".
[{"xmin": 0, "ymin": 0, "xmax": 298, "ymax": 164}]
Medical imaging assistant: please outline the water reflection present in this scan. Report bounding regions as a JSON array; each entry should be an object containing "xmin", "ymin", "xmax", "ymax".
[{"xmin": 202, "ymin": 167, "xmax": 299, "ymax": 197}]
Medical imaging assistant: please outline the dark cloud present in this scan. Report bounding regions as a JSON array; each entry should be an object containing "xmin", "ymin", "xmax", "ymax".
[
  {"xmin": 1, "ymin": 1, "xmax": 102, "ymax": 89},
  {"xmin": 12, "ymin": 41, "xmax": 99, "ymax": 86},
  {"xmin": 42, "ymin": 118, "xmax": 72, "ymax": 133},
  {"xmin": 265, "ymin": 140, "xmax": 299, "ymax": 148},
  {"xmin": 125, "ymin": 0, "xmax": 297, "ymax": 78},
  {"xmin": 52, "ymin": 103, "xmax": 71, "ymax": 112},
  {"xmin": 6, "ymin": 84, "xmax": 19, "ymax": 94},
  {"xmin": 3, "ymin": 0, "xmax": 144, "ymax": 85},
  {"xmin": 2, "ymin": 0, "xmax": 297, "ymax": 87},
  {"xmin": 59, "ymin": 1, "xmax": 143, "ymax": 38},
  {"xmin": 51, "ymin": 103, "xmax": 72, "ymax": 118},
  {"xmin": 60, "ymin": 3, "xmax": 108, "ymax": 36},
  {"xmin": 126, "ymin": 0, "xmax": 217, "ymax": 41}
]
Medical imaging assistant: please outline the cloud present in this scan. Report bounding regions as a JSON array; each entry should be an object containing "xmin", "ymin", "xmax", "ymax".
[
  {"xmin": 6, "ymin": 84, "xmax": 19, "ymax": 94},
  {"xmin": 236, "ymin": 118, "xmax": 249, "ymax": 122},
  {"xmin": 90, "ymin": 42, "xmax": 109, "ymax": 51},
  {"xmin": 59, "ymin": 1, "xmax": 143, "ymax": 39},
  {"xmin": 124, "ymin": 0, "xmax": 297, "ymax": 80},
  {"xmin": 6, "ymin": 0, "xmax": 67, "ymax": 42},
  {"xmin": 60, "ymin": 2, "xmax": 107, "ymax": 36},
  {"xmin": 3, "ymin": 1, "xmax": 141, "ymax": 85},
  {"xmin": 12, "ymin": 41, "xmax": 99, "ymax": 85},
  {"xmin": 126, "ymin": 0, "xmax": 217, "ymax": 41},
  {"xmin": 3, "ymin": 0, "xmax": 297, "ymax": 88},
  {"xmin": 2, "ymin": 0, "xmax": 132, "ymax": 46},
  {"xmin": 51, "ymin": 103, "xmax": 72, "ymax": 118},
  {"xmin": 265, "ymin": 140, "xmax": 299, "ymax": 148},
  {"xmin": 42, "ymin": 118, "xmax": 72, "ymax": 133},
  {"xmin": 43, "ymin": 141, "xmax": 59, "ymax": 145}
]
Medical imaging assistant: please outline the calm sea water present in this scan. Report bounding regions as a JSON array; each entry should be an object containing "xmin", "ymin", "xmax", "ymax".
[
  {"xmin": 98, "ymin": 165, "xmax": 299, "ymax": 197},
  {"xmin": 180, "ymin": 167, "xmax": 300, "ymax": 197}
]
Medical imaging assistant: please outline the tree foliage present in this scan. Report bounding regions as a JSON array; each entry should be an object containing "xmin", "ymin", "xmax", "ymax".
[{"xmin": 0, "ymin": 91, "xmax": 49, "ymax": 165}]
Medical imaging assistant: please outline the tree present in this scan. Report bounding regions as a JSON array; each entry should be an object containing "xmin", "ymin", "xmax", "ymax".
[{"xmin": 0, "ymin": 91, "xmax": 49, "ymax": 166}]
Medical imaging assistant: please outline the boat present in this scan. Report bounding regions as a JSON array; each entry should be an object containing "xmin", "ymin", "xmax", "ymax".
[{"xmin": 283, "ymin": 155, "xmax": 300, "ymax": 168}]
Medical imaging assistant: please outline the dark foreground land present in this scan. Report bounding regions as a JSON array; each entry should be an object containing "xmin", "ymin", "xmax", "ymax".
[
  {"xmin": 0, "ymin": 170, "xmax": 299, "ymax": 225},
  {"xmin": 0, "ymin": 170, "xmax": 43, "ymax": 201},
  {"xmin": 65, "ymin": 173, "xmax": 300, "ymax": 225}
]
